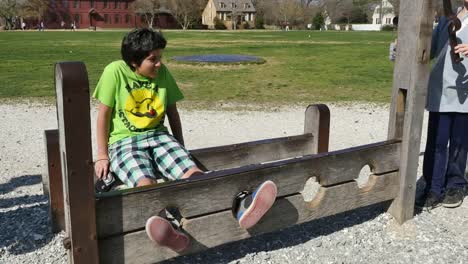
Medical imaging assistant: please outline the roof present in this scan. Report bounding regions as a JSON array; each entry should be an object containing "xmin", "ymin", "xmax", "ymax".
[{"xmin": 212, "ymin": 0, "xmax": 256, "ymax": 12}]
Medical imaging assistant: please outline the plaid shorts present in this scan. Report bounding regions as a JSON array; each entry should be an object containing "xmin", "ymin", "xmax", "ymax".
[{"xmin": 108, "ymin": 131, "xmax": 196, "ymax": 188}]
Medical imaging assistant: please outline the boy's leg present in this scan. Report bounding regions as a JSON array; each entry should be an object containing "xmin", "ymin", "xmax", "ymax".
[
  {"xmin": 109, "ymin": 134, "xmax": 190, "ymax": 252},
  {"xmin": 149, "ymin": 132, "xmax": 199, "ymax": 181},
  {"xmin": 234, "ymin": 180, "xmax": 277, "ymax": 229},
  {"xmin": 442, "ymin": 113, "xmax": 468, "ymax": 208},
  {"xmin": 417, "ymin": 112, "xmax": 438, "ymax": 207},
  {"xmin": 146, "ymin": 215, "xmax": 190, "ymax": 253},
  {"xmin": 425, "ymin": 113, "xmax": 451, "ymax": 203},
  {"xmin": 108, "ymin": 136, "xmax": 160, "ymax": 188}
]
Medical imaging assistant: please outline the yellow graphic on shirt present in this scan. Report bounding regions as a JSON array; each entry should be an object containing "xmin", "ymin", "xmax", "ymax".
[{"xmin": 124, "ymin": 88, "xmax": 165, "ymax": 129}]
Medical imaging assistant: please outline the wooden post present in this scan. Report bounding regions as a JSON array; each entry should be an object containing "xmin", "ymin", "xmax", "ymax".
[
  {"xmin": 44, "ymin": 129, "xmax": 65, "ymax": 233},
  {"xmin": 55, "ymin": 62, "xmax": 99, "ymax": 263},
  {"xmin": 387, "ymin": 0, "xmax": 435, "ymax": 224},
  {"xmin": 304, "ymin": 104, "xmax": 330, "ymax": 154}
]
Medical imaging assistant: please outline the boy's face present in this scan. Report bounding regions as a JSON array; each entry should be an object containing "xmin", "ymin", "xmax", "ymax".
[{"xmin": 133, "ymin": 49, "xmax": 162, "ymax": 79}]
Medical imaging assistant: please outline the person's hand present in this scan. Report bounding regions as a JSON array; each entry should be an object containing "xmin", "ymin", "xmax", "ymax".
[
  {"xmin": 454, "ymin": 44, "xmax": 468, "ymax": 56},
  {"xmin": 94, "ymin": 158, "xmax": 110, "ymax": 179}
]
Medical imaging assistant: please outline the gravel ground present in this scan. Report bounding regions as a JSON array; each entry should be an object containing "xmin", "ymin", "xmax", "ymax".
[{"xmin": 0, "ymin": 101, "xmax": 467, "ymax": 264}]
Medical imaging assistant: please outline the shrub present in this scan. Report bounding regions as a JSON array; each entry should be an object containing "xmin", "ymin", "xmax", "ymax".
[
  {"xmin": 381, "ymin": 25, "xmax": 395, "ymax": 31},
  {"xmin": 255, "ymin": 16, "xmax": 265, "ymax": 29},
  {"xmin": 312, "ymin": 13, "xmax": 324, "ymax": 30},
  {"xmin": 214, "ymin": 17, "xmax": 227, "ymax": 30},
  {"xmin": 241, "ymin": 22, "xmax": 250, "ymax": 30}
]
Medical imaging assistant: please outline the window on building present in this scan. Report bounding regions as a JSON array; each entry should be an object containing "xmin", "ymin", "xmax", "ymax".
[
  {"xmin": 104, "ymin": 14, "xmax": 109, "ymax": 23},
  {"xmin": 244, "ymin": 3, "xmax": 250, "ymax": 9},
  {"xmin": 104, "ymin": 0, "xmax": 108, "ymax": 8},
  {"xmin": 90, "ymin": 0, "xmax": 95, "ymax": 8},
  {"xmin": 115, "ymin": 14, "xmax": 120, "ymax": 24},
  {"xmin": 125, "ymin": 14, "xmax": 131, "ymax": 24},
  {"xmin": 231, "ymin": 3, "xmax": 236, "ymax": 8},
  {"xmin": 375, "ymin": 18, "xmax": 381, "ymax": 24},
  {"xmin": 73, "ymin": 0, "xmax": 78, "ymax": 8},
  {"xmin": 115, "ymin": 0, "xmax": 120, "ymax": 8},
  {"xmin": 125, "ymin": 1, "xmax": 129, "ymax": 9},
  {"xmin": 141, "ymin": 16, "xmax": 145, "ymax": 23},
  {"xmin": 386, "ymin": 18, "xmax": 391, "ymax": 24},
  {"xmin": 220, "ymin": 2, "xmax": 225, "ymax": 8},
  {"xmin": 74, "ymin": 14, "xmax": 80, "ymax": 24}
]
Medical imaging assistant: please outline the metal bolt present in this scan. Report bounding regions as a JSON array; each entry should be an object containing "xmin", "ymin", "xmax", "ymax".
[{"xmin": 63, "ymin": 237, "xmax": 71, "ymax": 249}]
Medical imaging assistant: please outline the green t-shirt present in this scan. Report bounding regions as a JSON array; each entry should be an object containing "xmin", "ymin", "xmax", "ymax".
[{"xmin": 93, "ymin": 60, "xmax": 184, "ymax": 145}]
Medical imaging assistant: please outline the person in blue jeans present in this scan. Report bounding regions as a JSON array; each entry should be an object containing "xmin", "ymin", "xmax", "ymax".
[{"xmin": 418, "ymin": 2, "xmax": 468, "ymax": 209}]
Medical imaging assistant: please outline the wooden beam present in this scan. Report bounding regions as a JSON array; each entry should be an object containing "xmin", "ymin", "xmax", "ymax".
[
  {"xmin": 304, "ymin": 104, "xmax": 330, "ymax": 153},
  {"xmin": 98, "ymin": 172, "xmax": 399, "ymax": 264},
  {"xmin": 191, "ymin": 103, "xmax": 331, "ymax": 172},
  {"xmin": 387, "ymin": 0, "xmax": 435, "ymax": 224},
  {"xmin": 44, "ymin": 129, "xmax": 65, "ymax": 233},
  {"xmin": 191, "ymin": 134, "xmax": 315, "ymax": 171},
  {"xmin": 96, "ymin": 140, "xmax": 400, "ymax": 238},
  {"xmin": 55, "ymin": 62, "xmax": 99, "ymax": 263}
]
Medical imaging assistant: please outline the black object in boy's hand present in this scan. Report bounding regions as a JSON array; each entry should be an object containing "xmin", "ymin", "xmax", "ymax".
[{"xmin": 95, "ymin": 172, "xmax": 116, "ymax": 193}]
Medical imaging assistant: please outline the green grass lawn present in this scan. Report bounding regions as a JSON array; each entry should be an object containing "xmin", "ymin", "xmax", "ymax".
[{"xmin": 0, "ymin": 30, "xmax": 397, "ymax": 104}]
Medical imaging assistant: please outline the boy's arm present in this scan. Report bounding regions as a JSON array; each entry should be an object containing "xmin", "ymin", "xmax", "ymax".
[
  {"xmin": 95, "ymin": 103, "xmax": 113, "ymax": 179},
  {"xmin": 166, "ymin": 103, "xmax": 184, "ymax": 146}
]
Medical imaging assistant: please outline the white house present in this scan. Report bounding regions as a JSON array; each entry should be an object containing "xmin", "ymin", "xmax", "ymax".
[{"xmin": 372, "ymin": 0, "xmax": 396, "ymax": 25}]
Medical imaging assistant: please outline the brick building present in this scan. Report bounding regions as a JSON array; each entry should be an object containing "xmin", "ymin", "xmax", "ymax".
[{"xmin": 43, "ymin": 0, "xmax": 179, "ymax": 29}]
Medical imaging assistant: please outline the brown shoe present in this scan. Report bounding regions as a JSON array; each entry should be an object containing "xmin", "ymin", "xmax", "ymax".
[{"xmin": 145, "ymin": 216, "xmax": 190, "ymax": 253}]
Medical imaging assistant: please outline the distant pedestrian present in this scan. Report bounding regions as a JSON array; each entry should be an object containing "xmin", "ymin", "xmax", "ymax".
[
  {"xmin": 61, "ymin": 21, "xmax": 65, "ymax": 29},
  {"xmin": 21, "ymin": 22, "xmax": 26, "ymax": 30}
]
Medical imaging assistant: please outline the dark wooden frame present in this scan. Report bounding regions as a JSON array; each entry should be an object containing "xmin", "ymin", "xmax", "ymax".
[{"xmin": 44, "ymin": 1, "xmax": 435, "ymax": 261}]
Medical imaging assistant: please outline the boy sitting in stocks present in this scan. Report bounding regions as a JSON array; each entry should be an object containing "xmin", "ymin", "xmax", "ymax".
[{"xmin": 93, "ymin": 28, "xmax": 278, "ymax": 252}]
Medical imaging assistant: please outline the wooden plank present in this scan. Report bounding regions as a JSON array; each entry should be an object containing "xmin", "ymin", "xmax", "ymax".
[
  {"xmin": 304, "ymin": 104, "xmax": 330, "ymax": 153},
  {"xmin": 189, "ymin": 104, "xmax": 330, "ymax": 171},
  {"xmin": 55, "ymin": 62, "xmax": 99, "ymax": 263},
  {"xmin": 98, "ymin": 172, "xmax": 399, "ymax": 264},
  {"xmin": 44, "ymin": 129, "xmax": 65, "ymax": 233},
  {"xmin": 191, "ymin": 133, "xmax": 315, "ymax": 171},
  {"xmin": 387, "ymin": 0, "xmax": 435, "ymax": 224},
  {"xmin": 96, "ymin": 140, "xmax": 400, "ymax": 238}
]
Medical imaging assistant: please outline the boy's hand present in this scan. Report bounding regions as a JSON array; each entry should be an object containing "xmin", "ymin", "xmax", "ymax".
[
  {"xmin": 454, "ymin": 44, "xmax": 468, "ymax": 56},
  {"xmin": 94, "ymin": 159, "xmax": 110, "ymax": 179}
]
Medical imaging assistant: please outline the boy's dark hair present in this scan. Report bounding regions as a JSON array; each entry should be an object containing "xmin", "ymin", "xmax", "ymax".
[{"xmin": 121, "ymin": 28, "xmax": 167, "ymax": 71}]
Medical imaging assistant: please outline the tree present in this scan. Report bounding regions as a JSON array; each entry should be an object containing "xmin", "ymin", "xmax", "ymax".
[
  {"xmin": 314, "ymin": 0, "xmax": 380, "ymax": 24},
  {"xmin": 167, "ymin": 0, "xmax": 205, "ymax": 30},
  {"xmin": 387, "ymin": 0, "xmax": 399, "ymax": 16},
  {"xmin": 0, "ymin": 0, "xmax": 19, "ymax": 29},
  {"xmin": 19, "ymin": 0, "xmax": 49, "ymax": 20},
  {"xmin": 312, "ymin": 12, "xmax": 324, "ymax": 29},
  {"xmin": 229, "ymin": 2, "xmax": 241, "ymax": 30},
  {"xmin": 276, "ymin": 0, "xmax": 303, "ymax": 28},
  {"xmin": 131, "ymin": 0, "xmax": 165, "ymax": 29},
  {"xmin": 352, "ymin": 0, "xmax": 380, "ymax": 23},
  {"xmin": 318, "ymin": 0, "xmax": 348, "ymax": 23},
  {"xmin": 251, "ymin": 0, "xmax": 275, "ymax": 26}
]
